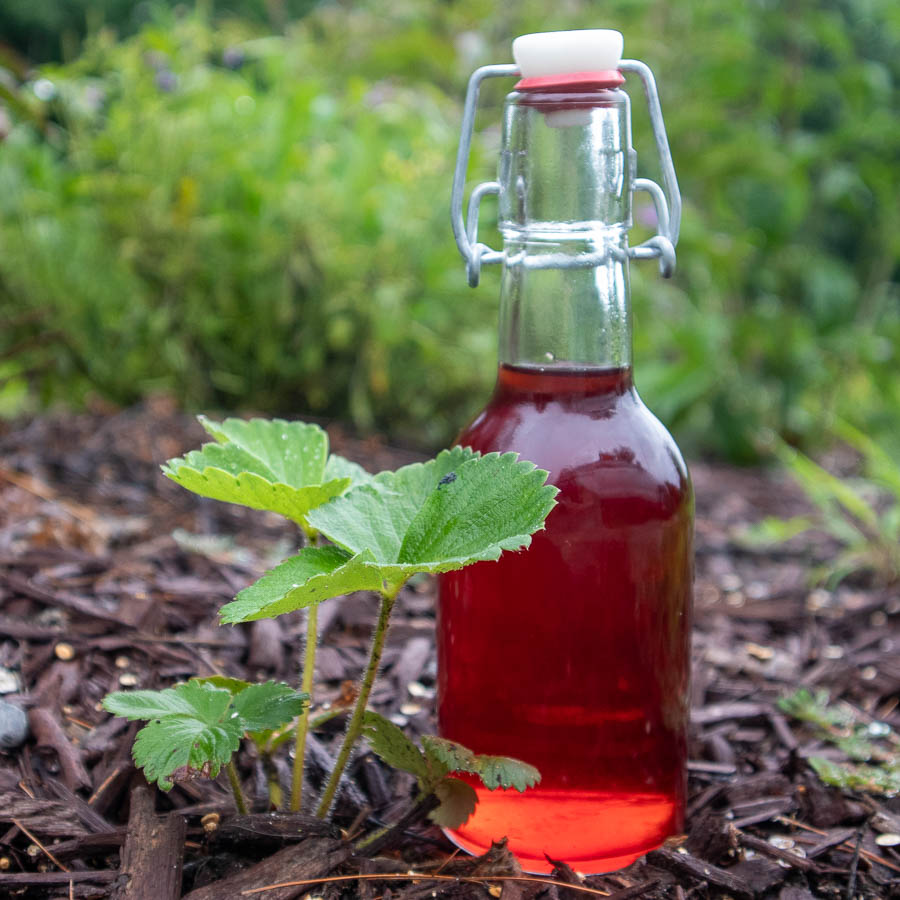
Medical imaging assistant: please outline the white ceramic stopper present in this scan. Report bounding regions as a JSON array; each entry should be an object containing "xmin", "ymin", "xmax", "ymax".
[{"xmin": 512, "ymin": 29, "xmax": 624, "ymax": 78}]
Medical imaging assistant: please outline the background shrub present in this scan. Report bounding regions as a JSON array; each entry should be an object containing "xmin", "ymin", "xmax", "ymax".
[{"xmin": 0, "ymin": 0, "xmax": 898, "ymax": 457}]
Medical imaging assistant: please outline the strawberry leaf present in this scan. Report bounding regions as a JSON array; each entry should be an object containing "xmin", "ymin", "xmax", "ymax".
[
  {"xmin": 133, "ymin": 714, "xmax": 242, "ymax": 790},
  {"xmin": 103, "ymin": 680, "xmax": 306, "ymax": 790},
  {"xmin": 231, "ymin": 681, "xmax": 308, "ymax": 732},
  {"xmin": 421, "ymin": 736, "xmax": 540, "ymax": 793},
  {"xmin": 103, "ymin": 680, "xmax": 231, "ymax": 722},
  {"xmin": 104, "ymin": 682, "xmax": 241, "ymax": 790},
  {"xmin": 421, "ymin": 735, "xmax": 477, "ymax": 778},
  {"xmin": 429, "ymin": 778, "xmax": 479, "ymax": 828},
  {"xmin": 323, "ymin": 452, "xmax": 376, "ymax": 487},
  {"xmin": 191, "ymin": 675, "xmax": 254, "ymax": 694},
  {"xmin": 304, "ymin": 448, "xmax": 558, "ymax": 595},
  {"xmin": 361, "ymin": 711, "xmax": 430, "ymax": 781},
  {"xmin": 198, "ymin": 416, "xmax": 328, "ymax": 487},
  {"xmin": 214, "ymin": 446, "xmax": 556, "ymax": 623},
  {"xmin": 162, "ymin": 417, "xmax": 370, "ymax": 528},
  {"xmin": 219, "ymin": 546, "xmax": 382, "ymax": 623},
  {"xmin": 474, "ymin": 755, "xmax": 541, "ymax": 792}
]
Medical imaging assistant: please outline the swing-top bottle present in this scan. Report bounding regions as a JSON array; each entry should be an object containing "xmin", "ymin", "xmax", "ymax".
[{"xmin": 437, "ymin": 30, "xmax": 693, "ymax": 874}]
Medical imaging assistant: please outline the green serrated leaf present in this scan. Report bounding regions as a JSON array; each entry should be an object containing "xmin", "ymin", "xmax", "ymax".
[
  {"xmin": 421, "ymin": 735, "xmax": 478, "ymax": 777},
  {"xmin": 163, "ymin": 417, "xmax": 371, "ymax": 527},
  {"xmin": 420, "ymin": 736, "xmax": 540, "ymax": 792},
  {"xmin": 163, "ymin": 445, "xmax": 349, "ymax": 527},
  {"xmin": 104, "ymin": 680, "xmax": 232, "ymax": 722},
  {"xmin": 231, "ymin": 681, "xmax": 308, "ymax": 732},
  {"xmin": 324, "ymin": 453, "xmax": 376, "ymax": 487},
  {"xmin": 428, "ymin": 777, "xmax": 479, "ymax": 828},
  {"xmin": 198, "ymin": 416, "xmax": 328, "ymax": 488},
  {"xmin": 133, "ymin": 715, "xmax": 242, "ymax": 790},
  {"xmin": 105, "ymin": 682, "xmax": 242, "ymax": 790},
  {"xmin": 474, "ymin": 755, "xmax": 541, "ymax": 792},
  {"xmin": 219, "ymin": 546, "xmax": 382, "ymax": 623},
  {"xmin": 361, "ymin": 710, "xmax": 430, "ymax": 781},
  {"xmin": 192, "ymin": 676, "xmax": 253, "ymax": 694},
  {"xmin": 305, "ymin": 447, "xmax": 558, "ymax": 590},
  {"xmin": 306, "ymin": 447, "xmax": 477, "ymax": 564},
  {"xmin": 398, "ymin": 452, "xmax": 557, "ymax": 572}
]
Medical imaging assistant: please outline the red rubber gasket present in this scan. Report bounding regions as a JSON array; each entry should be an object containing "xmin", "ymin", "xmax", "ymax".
[{"xmin": 514, "ymin": 70, "xmax": 625, "ymax": 91}]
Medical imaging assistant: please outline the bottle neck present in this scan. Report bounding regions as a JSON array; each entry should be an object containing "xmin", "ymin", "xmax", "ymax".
[
  {"xmin": 496, "ymin": 85, "xmax": 634, "ymax": 373},
  {"xmin": 497, "ymin": 228, "xmax": 632, "ymax": 372}
]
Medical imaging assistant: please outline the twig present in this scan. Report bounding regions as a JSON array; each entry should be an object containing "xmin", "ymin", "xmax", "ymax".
[
  {"xmin": 777, "ymin": 815, "xmax": 900, "ymax": 874},
  {"xmin": 12, "ymin": 818, "xmax": 69, "ymax": 872},
  {"xmin": 738, "ymin": 830, "xmax": 815, "ymax": 871},
  {"xmin": 845, "ymin": 828, "xmax": 864, "ymax": 900},
  {"xmin": 434, "ymin": 848, "xmax": 460, "ymax": 874},
  {"xmin": 240, "ymin": 871, "xmax": 611, "ymax": 896}
]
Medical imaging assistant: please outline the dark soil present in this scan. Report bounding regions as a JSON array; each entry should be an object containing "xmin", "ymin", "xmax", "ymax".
[{"xmin": 0, "ymin": 402, "xmax": 898, "ymax": 898}]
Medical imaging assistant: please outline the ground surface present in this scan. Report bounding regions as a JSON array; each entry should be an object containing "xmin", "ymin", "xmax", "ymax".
[{"xmin": 0, "ymin": 404, "xmax": 898, "ymax": 899}]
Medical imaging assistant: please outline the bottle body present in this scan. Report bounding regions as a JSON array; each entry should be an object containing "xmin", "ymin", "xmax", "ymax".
[{"xmin": 437, "ymin": 362, "xmax": 692, "ymax": 873}]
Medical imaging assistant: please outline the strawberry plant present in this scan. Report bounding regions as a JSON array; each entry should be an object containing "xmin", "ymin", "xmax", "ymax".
[{"xmin": 104, "ymin": 416, "xmax": 556, "ymax": 831}]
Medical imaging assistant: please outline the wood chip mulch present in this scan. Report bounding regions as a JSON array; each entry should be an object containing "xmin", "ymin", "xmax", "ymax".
[{"xmin": 0, "ymin": 403, "xmax": 898, "ymax": 899}]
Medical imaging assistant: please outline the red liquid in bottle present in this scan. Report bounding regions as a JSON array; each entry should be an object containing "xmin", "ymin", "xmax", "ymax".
[{"xmin": 437, "ymin": 363, "xmax": 692, "ymax": 873}]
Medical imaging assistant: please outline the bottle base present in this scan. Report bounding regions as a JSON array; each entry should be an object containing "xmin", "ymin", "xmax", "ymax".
[
  {"xmin": 442, "ymin": 787, "xmax": 678, "ymax": 875},
  {"xmin": 442, "ymin": 829, "xmax": 657, "ymax": 875}
]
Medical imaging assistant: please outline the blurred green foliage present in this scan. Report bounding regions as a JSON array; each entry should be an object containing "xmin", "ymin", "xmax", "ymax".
[
  {"xmin": 780, "ymin": 689, "xmax": 900, "ymax": 795},
  {"xmin": 0, "ymin": 0, "xmax": 898, "ymax": 456},
  {"xmin": 742, "ymin": 424, "xmax": 900, "ymax": 585}
]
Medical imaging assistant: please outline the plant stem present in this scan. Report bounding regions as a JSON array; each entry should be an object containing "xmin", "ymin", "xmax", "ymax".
[
  {"xmin": 290, "ymin": 602, "xmax": 318, "ymax": 811},
  {"xmin": 288, "ymin": 523, "xmax": 320, "ymax": 812},
  {"xmin": 314, "ymin": 587, "xmax": 398, "ymax": 818},
  {"xmin": 227, "ymin": 760, "xmax": 249, "ymax": 815}
]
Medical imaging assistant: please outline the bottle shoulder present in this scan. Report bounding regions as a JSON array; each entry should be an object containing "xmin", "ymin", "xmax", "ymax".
[{"xmin": 458, "ymin": 386, "xmax": 690, "ymax": 502}]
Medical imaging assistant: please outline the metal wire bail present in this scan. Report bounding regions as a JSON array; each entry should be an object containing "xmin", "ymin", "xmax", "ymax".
[{"xmin": 450, "ymin": 57, "xmax": 681, "ymax": 285}]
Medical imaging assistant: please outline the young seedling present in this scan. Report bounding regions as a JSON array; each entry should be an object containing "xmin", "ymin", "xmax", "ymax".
[
  {"xmin": 219, "ymin": 444, "xmax": 557, "ymax": 817},
  {"xmin": 103, "ymin": 678, "xmax": 308, "ymax": 813},
  {"xmin": 162, "ymin": 416, "xmax": 372, "ymax": 810},
  {"xmin": 104, "ymin": 417, "xmax": 557, "ymax": 832}
]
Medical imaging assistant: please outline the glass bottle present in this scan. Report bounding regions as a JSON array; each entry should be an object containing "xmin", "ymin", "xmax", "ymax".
[{"xmin": 437, "ymin": 31, "xmax": 693, "ymax": 874}]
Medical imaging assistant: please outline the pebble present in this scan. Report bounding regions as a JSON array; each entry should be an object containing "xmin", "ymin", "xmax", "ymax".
[
  {"xmin": 0, "ymin": 701, "xmax": 29, "ymax": 750},
  {"xmin": 806, "ymin": 589, "xmax": 831, "ymax": 611},
  {"xmin": 720, "ymin": 573, "xmax": 743, "ymax": 592},
  {"xmin": 746, "ymin": 580, "xmax": 769, "ymax": 600},
  {"xmin": 0, "ymin": 668, "xmax": 21, "ymax": 694},
  {"xmin": 745, "ymin": 642, "xmax": 775, "ymax": 661},
  {"xmin": 54, "ymin": 642, "xmax": 75, "ymax": 661},
  {"xmin": 875, "ymin": 833, "xmax": 900, "ymax": 847},
  {"xmin": 407, "ymin": 681, "xmax": 432, "ymax": 699}
]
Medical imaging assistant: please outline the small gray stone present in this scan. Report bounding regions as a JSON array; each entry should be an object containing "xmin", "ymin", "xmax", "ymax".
[
  {"xmin": 0, "ymin": 700, "xmax": 29, "ymax": 750},
  {"xmin": 0, "ymin": 667, "xmax": 21, "ymax": 694}
]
